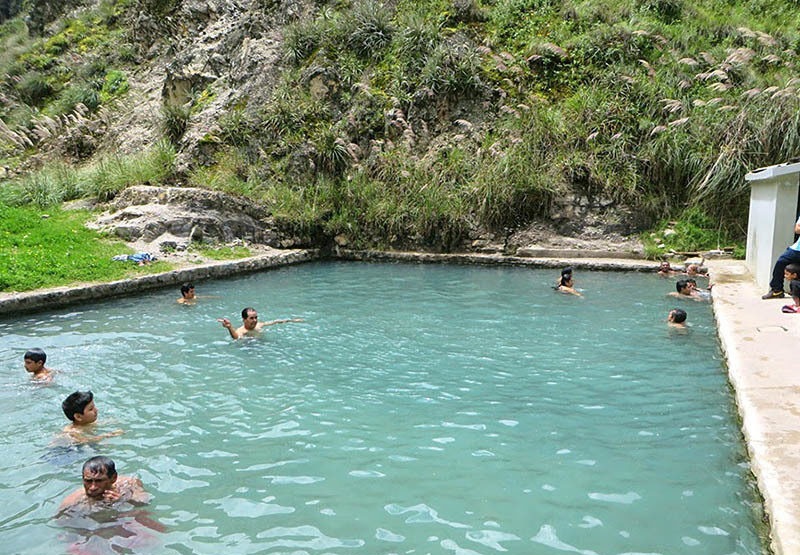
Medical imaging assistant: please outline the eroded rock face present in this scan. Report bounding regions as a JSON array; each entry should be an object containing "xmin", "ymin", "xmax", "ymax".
[{"xmin": 89, "ymin": 185, "xmax": 281, "ymax": 248}]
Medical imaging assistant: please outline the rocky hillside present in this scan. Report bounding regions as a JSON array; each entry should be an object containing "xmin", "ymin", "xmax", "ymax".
[{"xmin": 1, "ymin": 0, "xmax": 799, "ymax": 253}]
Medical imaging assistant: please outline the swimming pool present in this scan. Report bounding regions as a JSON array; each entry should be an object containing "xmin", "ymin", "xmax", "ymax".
[{"xmin": 0, "ymin": 262, "xmax": 765, "ymax": 554}]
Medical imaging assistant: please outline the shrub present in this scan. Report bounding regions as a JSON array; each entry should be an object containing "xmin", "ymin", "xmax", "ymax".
[
  {"xmin": 86, "ymin": 140, "xmax": 176, "ymax": 201},
  {"xmin": 310, "ymin": 126, "xmax": 352, "ymax": 176},
  {"xmin": 344, "ymin": 0, "xmax": 394, "ymax": 58},
  {"xmin": 52, "ymin": 83, "xmax": 100, "ymax": 115},
  {"xmin": 420, "ymin": 39, "xmax": 484, "ymax": 98},
  {"xmin": 161, "ymin": 103, "xmax": 190, "ymax": 144},
  {"xmin": 635, "ymin": 0, "xmax": 684, "ymax": 23},
  {"xmin": 283, "ymin": 16, "xmax": 326, "ymax": 64},
  {"xmin": 0, "ymin": 162, "xmax": 80, "ymax": 207},
  {"xmin": 99, "ymin": 70, "xmax": 129, "ymax": 102},
  {"xmin": 14, "ymin": 71, "xmax": 53, "ymax": 106}
]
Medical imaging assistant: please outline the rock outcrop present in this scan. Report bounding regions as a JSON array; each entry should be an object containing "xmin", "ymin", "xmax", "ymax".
[{"xmin": 88, "ymin": 185, "xmax": 282, "ymax": 249}]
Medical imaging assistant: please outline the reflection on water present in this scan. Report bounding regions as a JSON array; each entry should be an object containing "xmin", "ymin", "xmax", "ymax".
[
  {"xmin": 57, "ymin": 508, "xmax": 164, "ymax": 555},
  {"xmin": 0, "ymin": 263, "xmax": 765, "ymax": 554}
]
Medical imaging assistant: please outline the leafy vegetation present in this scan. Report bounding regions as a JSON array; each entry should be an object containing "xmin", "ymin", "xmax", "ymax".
[
  {"xmin": 190, "ymin": 244, "xmax": 253, "ymax": 260},
  {"xmin": 643, "ymin": 207, "xmax": 745, "ymax": 259},
  {"xmin": 0, "ymin": 141, "xmax": 176, "ymax": 207},
  {"xmin": 0, "ymin": 204, "xmax": 171, "ymax": 291},
  {"xmin": 187, "ymin": 0, "xmax": 800, "ymax": 249},
  {"xmin": 1, "ymin": 0, "xmax": 799, "ymax": 267}
]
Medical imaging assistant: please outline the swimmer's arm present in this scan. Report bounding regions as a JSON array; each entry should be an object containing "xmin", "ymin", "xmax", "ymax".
[
  {"xmin": 559, "ymin": 286, "xmax": 582, "ymax": 297},
  {"xmin": 217, "ymin": 318, "xmax": 240, "ymax": 339},
  {"xmin": 57, "ymin": 489, "xmax": 84, "ymax": 513},
  {"xmin": 62, "ymin": 427, "xmax": 124, "ymax": 444},
  {"xmin": 262, "ymin": 318, "xmax": 304, "ymax": 326},
  {"xmin": 126, "ymin": 477, "xmax": 151, "ymax": 505}
]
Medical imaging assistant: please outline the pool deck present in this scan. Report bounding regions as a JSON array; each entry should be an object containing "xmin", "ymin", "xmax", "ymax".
[
  {"xmin": 0, "ymin": 250, "xmax": 795, "ymax": 552},
  {"xmin": 706, "ymin": 258, "xmax": 800, "ymax": 555}
]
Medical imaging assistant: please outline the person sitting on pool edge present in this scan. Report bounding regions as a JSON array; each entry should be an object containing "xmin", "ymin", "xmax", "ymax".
[
  {"xmin": 61, "ymin": 391, "xmax": 124, "ymax": 444},
  {"xmin": 58, "ymin": 456, "xmax": 150, "ymax": 514},
  {"xmin": 781, "ymin": 265, "xmax": 800, "ymax": 313},
  {"xmin": 217, "ymin": 307, "xmax": 304, "ymax": 339},
  {"xmin": 177, "ymin": 282, "xmax": 196, "ymax": 304},
  {"xmin": 667, "ymin": 308, "xmax": 687, "ymax": 328},
  {"xmin": 24, "ymin": 348, "xmax": 53, "ymax": 382},
  {"xmin": 554, "ymin": 272, "xmax": 582, "ymax": 297}
]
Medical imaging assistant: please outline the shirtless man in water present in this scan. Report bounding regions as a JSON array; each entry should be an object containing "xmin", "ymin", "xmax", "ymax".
[
  {"xmin": 217, "ymin": 307, "xmax": 303, "ymax": 339},
  {"xmin": 59, "ymin": 456, "xmax": 149, "ymax": 513}
]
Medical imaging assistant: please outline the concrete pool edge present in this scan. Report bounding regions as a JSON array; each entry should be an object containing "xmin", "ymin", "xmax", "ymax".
[
  {"xmin": 0, "ymin": 248, "xmax": 320, "ymax": 315},
  {"xmin": 707, "ymin": 259, "xmax": 799, "ymax": 555}
]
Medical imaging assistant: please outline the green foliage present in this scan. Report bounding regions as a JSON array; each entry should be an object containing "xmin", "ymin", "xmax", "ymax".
[
  {"xmin": 81, "ymin": 140, "xmax": 176, "ymax": 201},
  {"xmin": 51, "ymin": 83, "xmax": 100, "ymax": 115},
  {"xmin": 344, "ymin": 0, "xmax": 395, "ymax": 58},
  {"xmin": 188, "ymin": 148, "xmax": 256, "ymax": 197},
  {"xmin": 642, "ymin": 207, "xmax": 745, "ymax": 258},
  {"xmin": 635, "ymin": 0, "xmax": 684, "ymax": 23},
  {"xmin": 3, "ymin": 0, "xmax": 800, "ymax": 255},
  {"xmin": 14, "ymin": 71, "xmax": 53, "ymax": 105},
  {"xmin": 0, "ymin": 141, "xmax": 176, "ymax": 207},
  {"xmin": 99, "ymin": 69, "xmax": 129, "ymax": 103},
  {"xmin": 420, "ymin": 39, "xmax": 484, "ymax": 98},
  {"xmin": 0, "ymin": 205, "xmax": 172, "ymax": 292},
  {"xmin": 190, "ymin": 244, "xmax": 253, "ymax": 260},
  {"xmin": 161, "ymin": 103, "xmax": 190, "ymax": 144}
]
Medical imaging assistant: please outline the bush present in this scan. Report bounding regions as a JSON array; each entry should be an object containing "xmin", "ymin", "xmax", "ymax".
[
  {"xmin": 420, "ymin": 39, "xmax": 484, "ymax": 98},
  {"xmin": 344, "ymin": 0, "xmax": 394, "ymax": 58},
  {"xmin": 100, "ymin": 70, "xmax": 129, "ymax": 102},
  {"xmin": 161, "ymin": 103, "xmax": 190, "ymax": 144},
  {"xmin": 0, "ymin": 163, "xmax": 80, "ymax": 208},
  {"xmin": 635, "ymin": 0, "xmax": 684, "ymax": 23},
  {"xmin": 80, "ymin": 140, "xmax": 176, "ymax": 201},
  {"xmin": 52, "ymin": 83, "xmax": 100, "ymax": 115},
  {"xmin": 14, "ymin": 71, "xmax": 53, "ymax": 105}
]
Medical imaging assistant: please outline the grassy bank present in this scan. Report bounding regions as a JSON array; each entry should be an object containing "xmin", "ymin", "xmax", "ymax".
[{"xmin": 0, "ymin": 204, "xmax": 171, "ymax": 292}]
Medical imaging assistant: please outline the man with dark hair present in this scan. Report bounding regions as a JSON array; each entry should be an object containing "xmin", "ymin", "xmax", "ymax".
[
  {"xmin": 23, "ymin": 348, "xmax": 52, "ymax": 381},
  {"xmin": 58, "ymin": 456, "xmax": 149, "ymax": 513},
  {"xmin": 61, "ymin": 391, "xmax": 123, "ymax": 443},
  {"xmin": 762, "ymin": 215, "xmax": 800, "ymax": 299},
  {"xmin": 217, "ymin": 307, "xmax": 303, "ymax": 339},
  {"xmin": 669, "ymin": 279, "xmax": 704, "ymax": 301},
  {"xmin": 667, "ymin": 308, "xmax": 687, "ymax": 327},
  {"xmin": 177, "ymin": 282, "xmax": 196, "ymax": 304}
]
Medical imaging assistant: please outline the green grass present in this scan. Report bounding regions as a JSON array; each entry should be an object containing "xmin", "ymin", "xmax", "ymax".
[
  {"xmin": 642, "ymin": 207, "xmax": 745, "ymax": 259},
  {"xmin": 189, "ymin": 244, "xmax": 252, "ymax": 260},
  {"xmin": 0, "ymin": 204, "xmax": 172, "ymax": 292},
  {"xmin": 0, "ymin": 141, "xmax": 176, "ymax": 207}
]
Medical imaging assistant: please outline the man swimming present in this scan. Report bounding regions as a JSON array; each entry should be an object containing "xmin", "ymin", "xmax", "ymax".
[
  {"xmin": 59, "ymin": 456, "xmax": 149, "ymax": 513},
  {"xmin": 217, "ymin": 307, "xmax": 303, "ymax": 339},
  {"xmin": 177, "ymin": 283, "xmax": 196, "ymax": 304}
]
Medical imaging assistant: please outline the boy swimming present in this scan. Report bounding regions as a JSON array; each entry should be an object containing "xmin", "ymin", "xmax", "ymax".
[
  {"xmin": 61, "ymin": 391, "xmax": 124, "ymax": 443},
  {"xmin": 24, "ymin": 348, "xmax": 52, "ymax": 382}
]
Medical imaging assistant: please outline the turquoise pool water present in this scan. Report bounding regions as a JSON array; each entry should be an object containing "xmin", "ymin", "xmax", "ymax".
[{"xmin": 0, "ymin": 262, "xmax": 765, "ymax": 554}]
